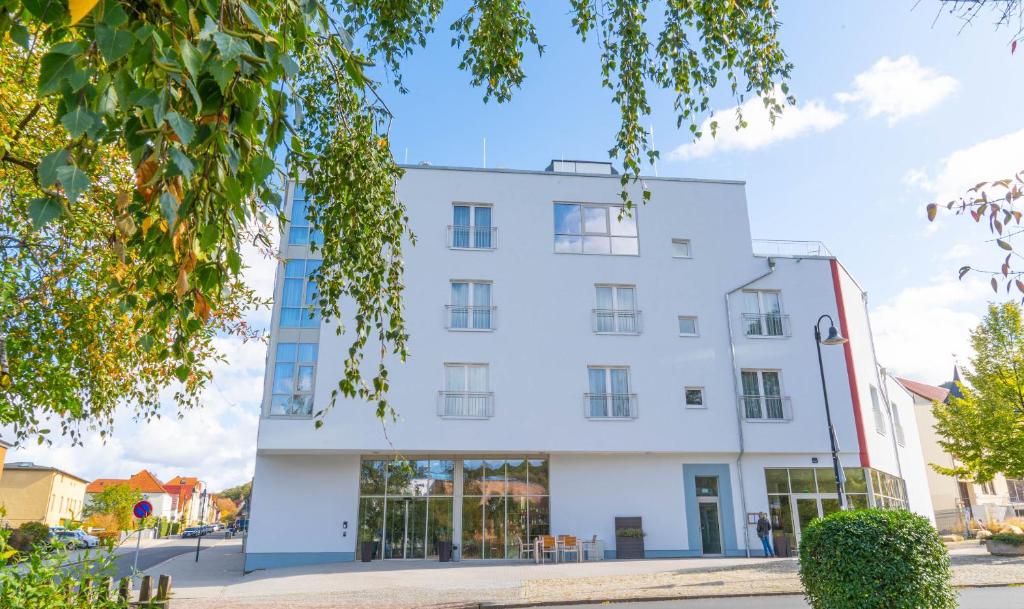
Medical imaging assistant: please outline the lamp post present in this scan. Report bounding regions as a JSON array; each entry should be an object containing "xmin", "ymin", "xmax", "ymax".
[{"xmin": 814, "ymin": 314, "xmax": 849, "ymax": 510}]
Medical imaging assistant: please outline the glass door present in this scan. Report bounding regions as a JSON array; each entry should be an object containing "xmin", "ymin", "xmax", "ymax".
[
  {"xmin": 794, "ymin": 496, "xmax": 820, "ymax": 543},
  {"xmin": 698, "ymin": 501, "xmax": 723, "ymax": 555},
  {"xmin": 384, "ymin": 498, "xmax": 427, "ymax": 559}
]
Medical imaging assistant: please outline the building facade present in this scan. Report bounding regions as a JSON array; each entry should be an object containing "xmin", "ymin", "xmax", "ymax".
[
  {"xmin": 245, "ymin": 162, "xmax": 934, "ymax": 569},
  {"xmin": 86, "ymin": 470, "xmax": 176, "ymax": 522},
  {"xmin": 0, "ymin": 462, "xmax": 88, "ymax": 527}
]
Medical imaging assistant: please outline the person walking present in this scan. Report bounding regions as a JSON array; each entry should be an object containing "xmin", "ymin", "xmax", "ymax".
[{"xmin": 756, "ymin": 512, "xmax": 774, "ymax": 557}]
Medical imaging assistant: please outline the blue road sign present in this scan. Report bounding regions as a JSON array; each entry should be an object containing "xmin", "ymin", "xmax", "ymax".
[{"xmin": 133, "ymin": 500, "xmax": 153, "ymax": 519}]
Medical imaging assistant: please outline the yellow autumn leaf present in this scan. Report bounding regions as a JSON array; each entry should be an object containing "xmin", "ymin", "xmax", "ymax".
[{"xmin": 69, "ymin": 0, "xmax": 100, "ymax": 25}]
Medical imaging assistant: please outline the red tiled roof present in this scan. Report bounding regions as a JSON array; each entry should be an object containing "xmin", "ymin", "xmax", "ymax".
[
  {"xmin": 896, "ymin": 377, "xmax": 949, "ymax": 403},
  {"xmin": 86, "ymin": 469, "xmax": 168, "ymax": 494}
]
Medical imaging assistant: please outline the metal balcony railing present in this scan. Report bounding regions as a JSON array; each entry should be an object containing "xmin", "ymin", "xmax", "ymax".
[
  {"xmin": 739, "ymin": 395, "xmax": 792, "ymax": 421},
  {"xmin": 751, "ymin": 239, "xmax": 833, "ymax": 258},
  {"xmin": 592, "ymin": 309, "xmax": 642, "ymax": 334},
  {"xmin": 446, "ymin": 305, "xmax": 497, "ymax": 330},
  {"xmin": 584, "ymin": 393, "xmax": 638, "ymax": 419},
  {"xmin": 437, "ymin": 391, "xmax": 495, "ymax": 418},
  {"xmin": 743, "ymin": 313, "xmax": 791, "ymax": 337},
  {"xmin": 447, "ymin": 225, "xmax": 497, "ymax": 250}
]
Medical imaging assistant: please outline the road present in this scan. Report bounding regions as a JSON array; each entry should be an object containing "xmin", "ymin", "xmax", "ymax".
[
  {"xmin": 548, "ymin": 587, "xmax": 1024, "ymax": 609},
  {"xmin": 63, "ymin": 534, "xmax": 228, "ymax": 580}
]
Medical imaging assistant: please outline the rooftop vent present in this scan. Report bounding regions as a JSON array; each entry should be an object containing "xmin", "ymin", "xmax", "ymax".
[{"xmin": 545, "ymin": 160, "xmax": 617, "ymax": 175}]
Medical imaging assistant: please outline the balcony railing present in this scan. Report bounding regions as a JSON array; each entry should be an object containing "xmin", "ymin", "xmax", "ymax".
[
  {"xmin": 751, "ymin": 239, "xmax": 833, "ymax": 258},
  {"xmin": 743, "ymin": 313, "xmax": 791, "ymax": 337},
  {"xmin": 447, "ymin": 225, "xmax": 497, "ymax": 250},
  {"xmin": 446, "ymin": 305, "xmax": 497, "ymax": 331},
  {"xmin": 584, "ymin": 393, "xmax": 638, "ymax": 419},
  {"xmin": 739, "ymin": 395, "xmax": 792, "ymax": 421},
  {"xmin": 592, "ymin": 309, "xmax": 642, "ymax": 334},
  {"xmin": 437, "ymin": 391, "xmax": 495, "ymax": 418}
]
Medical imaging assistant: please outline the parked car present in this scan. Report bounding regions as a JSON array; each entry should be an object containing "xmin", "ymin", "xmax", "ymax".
[
  {"xmin": 51, "ymin": 529, "xmax": 100, "ymax": 549},
  {"xmin": 181, "ymin": 527, "xmax": 202, "ymax": 538}
]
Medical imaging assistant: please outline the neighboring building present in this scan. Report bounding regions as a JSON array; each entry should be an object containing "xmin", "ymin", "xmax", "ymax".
[
  {"xmin": 0, "ymin": 462, "xmax": 88, "ymax": 527},
  {"xmin": 898, "ymin": 375, "xmax": 1024, "ymax": 530},
  {"xmin": 163, "ymin": 476, "xmax": 213, "ymax": 525},
  {"xmin": 0, "ymin": 438, "xmax": 10, "ymax": 482},
  {"xmin": 86, "ymin": 470, "xmax": 176, "ymax": 522},
  {"xmin": 245, "ymin": 162, "xmax": 935, "ymax": 569}
]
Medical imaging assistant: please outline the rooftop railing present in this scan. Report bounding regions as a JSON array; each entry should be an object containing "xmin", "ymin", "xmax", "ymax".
[{"xmin": 752, "ymin": 239, "xmax": 833, "ymax": 258}]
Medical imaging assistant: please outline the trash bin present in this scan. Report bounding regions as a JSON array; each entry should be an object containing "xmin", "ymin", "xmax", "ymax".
[
  {"xmin": 438, "ymin": 541, "xmax": 453, "ymax": 562},
  {"xmin": 361, "ymin": 541, "xmax": 375, "ymax": 562}
]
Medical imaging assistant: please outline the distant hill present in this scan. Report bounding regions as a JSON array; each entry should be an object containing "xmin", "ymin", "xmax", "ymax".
[{"xmin": 217, "ymin": 480, "xmax": 252, "ymax": 503}]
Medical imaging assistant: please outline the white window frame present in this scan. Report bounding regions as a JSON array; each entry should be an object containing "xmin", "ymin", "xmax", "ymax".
[
  {"xmin": 594, "ymin": 284, "xmax": 640, "ymax": 334},
  {"xmin": 449, "ymin": 203, "xmax": 495, "ymax": 250},
  {"xmin": 554, "ymin": 202, "xmax": 639, "ymax": 256},
  {"xmin": 889, "ymin": 400, "xmax": 906, "ymax": 446},
  {"xmin": 740, "ymin": 369, "xmax": 790, "ymax": 421},
  {"xmin": 280, "ymin": 259, "xmax": 321, "ymax": 328},
  {"xmin": 678, "ymin": 315, "xmax": 699, "ymax": 336},
  {"xmin": 869, "ymin": 385, "xmax": 887, "ymax": 436},
  {"xmin": 585, "ymin": 366, "xmax": 636, "ymax": 419},
  {"xmin": 440, "ymin": 363, "xmax": 493, "ymax": 419},
  {"xmin": 684, "ymin": 386, "xmax": 706, "ymax": 409},
  {"xmin": 741, "ymin": 290, "xmax": 788, "ymax": 338},
  {"xmin": 448, "ymin": 280, "xmax": 494, "ymax": 331},
  {"xmin": 671, "ymin": 238, "xmax": 692, "ymax": 258},
  {"xmin": 269, "ymin": 341, "xmax": 318, "ymax": 417}
]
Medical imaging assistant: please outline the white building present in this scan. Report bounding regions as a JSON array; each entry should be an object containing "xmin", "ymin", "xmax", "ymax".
[{"xmin": 245, "ymin": 161, "xmax": 934, "ymax": 569}]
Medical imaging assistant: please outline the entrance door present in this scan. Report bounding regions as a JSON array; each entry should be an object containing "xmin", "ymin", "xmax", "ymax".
[
  {"xmin": 384, "ymin": 498, "xmax": 427, "ymax": 559},
  {"xmin": 790, "ymin": 494, "xmax": 840, "ymax": 544},
  {"xmin": 698, "ymin": 501, "xmax": 723, "ymax": 555}
]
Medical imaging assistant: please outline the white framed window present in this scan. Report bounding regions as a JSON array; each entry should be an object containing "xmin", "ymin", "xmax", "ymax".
[
  {"xmin": 742, "ymin": 290, "xmax": 788, "ymax": 337},
  {"xmin": 270, "ymin": 342, "xmax": 318, "ymax": 416},
  {"xmin": 440, "ymin": 363, "xmax": 493, "ymax": 418},
  {"xmin": 281, "ymin": 259, "xmax": 321, "ymax": 328},
  {"xmin": 594, "ymin": 285, "xmax": 640, "ymax": 334},
  {"xmin": 671, "ymin": 238, "xmax": 691, "ymax": 258},
  {"xmin": 287, "ymin": 183, "xmax": 323, "ymax": 246},
  {"xmin": 554, "ymin": 202, "xmax": 638, "ymax": 255},
  {"xmin": 450, "ymin": 203, "xmax": 495, "ymax": 249},
  {"xmin": 448, "ymin": 281, "xmax": 494, "ymax": 330},
  {"xmin": 586, "ymin": 366, "xmax": 636, "ymax": 418},
  {"xmin": 678, "ymin": 316, "xmax": 699, "ymax": 336},
  {"xmin": 740, "ymin": 369, "xmax": 790, "ymax": 420},
  {"xmin": 890, "ymin": 400, "xmax": 906, "ymax": 446},
  {"xmin": 869, "ymin": 385, "xmax": 887, "ymax": 435},
  {"xmin": 684, "ymin": 387, "xmax": 706, "ymax": 409}
]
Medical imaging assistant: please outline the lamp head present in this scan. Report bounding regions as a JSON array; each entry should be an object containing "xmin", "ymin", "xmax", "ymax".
[{"xmin": 822, "ymin": 325, "xmax": 848, "ymax": 346}]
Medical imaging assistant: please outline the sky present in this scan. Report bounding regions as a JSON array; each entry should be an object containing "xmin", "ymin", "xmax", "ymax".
[{"xmin": 7, "ymin": 1, "xmax": 1024, "ymax": 491}]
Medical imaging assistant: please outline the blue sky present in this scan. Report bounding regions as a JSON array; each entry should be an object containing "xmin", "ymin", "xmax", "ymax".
[{"xmin": 8, "ymin": 1, "xmax": 1023, "ymax": 490}]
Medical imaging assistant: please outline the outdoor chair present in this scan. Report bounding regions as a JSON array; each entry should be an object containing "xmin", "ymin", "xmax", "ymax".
[
  {"xmin": 582, "ymin": 534, "xmax": 602, "ymax": 561},
  {"xmin": 538, "ymin": 535, "xmax": 558, "ymax": 564},
  {"xmin": 515, "ymin": 536, "xmax": 535, "ymax": 562},
  {"xmin": 559, "ymin": 535, "xmax": 581, "ymax": 562}
]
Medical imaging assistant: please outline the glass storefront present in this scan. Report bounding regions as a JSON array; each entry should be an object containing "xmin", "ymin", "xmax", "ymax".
[{"xmin": 357, "ymin": 457, "xmax": 549, "ymax": 560}]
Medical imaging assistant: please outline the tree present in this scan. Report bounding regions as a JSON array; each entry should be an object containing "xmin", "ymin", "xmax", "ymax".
[
  {"xmin": 932, "ymin": 302, "xmax": 1024, "ymax": 481},
  {"xmin": 83, "ymin": 484, "xmax": 143, "ymax": 532},
  {"xmin": 216, "ymin": 480, "xmax": 251, "ymax": 503},
  {"xmin": 0, "ymin": 0, "xmax": 793, "ymax": 435}
]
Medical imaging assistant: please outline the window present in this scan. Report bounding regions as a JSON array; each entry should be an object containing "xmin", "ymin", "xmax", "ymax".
[
  {"xmin": 450, "ymin": 204, "xmax": 494, "ymax": 249},
  {"xmin": 678, "ymin": 316, "xmax": 699, "ymax": 336},
  {"xmin": 440, "ymin": 364, "xmax": 492, "ymax": 418},
  {"xmin": 742, "ymin": 290, "xmax": 788, "ymax": 337},
  {"xmin": 685, "ymin": 387, "xmax": 705, "ymax": 408},
  {"xmin": 287, "ymin": 183, "xmax": 322, "ymax": 246},
  {"xmin": 270, "ymin": 342, "xmax": 318, "ymax": 416},
  {"xmin": 869, "ymin": 386, "xmax": 886, "ymax": 435},
  {"xmin": 281, "ymin": 259, "xmax": 321, "ymax": 328},
  {"xmin": 554, "ymin": 203, "xmax": 638, "ymax": 255},
  {"xmin": 980, "ymin": 481, "xmax": 996, "ymax": 495},
  {"xmin": 671, "ymin": 238, "xmax": 691, "ymax": 258},
  {"xmin": 594, "ymin": 285, "xmax": 639, "ymax": 334},
  {"xmin": 890, "ymin": 400, "xmax": 906, "ymax": 446},
  {"xmin": 1007, "ymin": 479, "xmax": 1024, "ymax": 504},
  {"xmin": 740, "ymin": 370, "xmax": 788, "ymax": 420},
  {"xmin": 448, "ymin": 281, "xmax": 493, "ymax": 330},
  {"xmin": 586, "ymin": 366, "xmax": 635, "ymax": 418}
]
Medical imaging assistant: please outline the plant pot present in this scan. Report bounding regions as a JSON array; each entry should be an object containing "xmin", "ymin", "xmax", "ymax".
[
  {"xmin": 360, "ymin": 541, "xmax": 375, "ymax": 562},
  {"xmin": 437, "ymin": 541, "xmax": 453, "ymax": 562},
  {"xmin": 986, "ymin": 540, "xmax": 1024, "ymax": 556},
  {"xmin": 615, "ymin": 536, "xmax": 645, "ymax": 559}
]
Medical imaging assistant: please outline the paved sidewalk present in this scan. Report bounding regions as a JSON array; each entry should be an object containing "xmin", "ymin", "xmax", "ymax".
[{"xmin": 145, "ymin": 540, "xmax": 1024, "ymax": 609}]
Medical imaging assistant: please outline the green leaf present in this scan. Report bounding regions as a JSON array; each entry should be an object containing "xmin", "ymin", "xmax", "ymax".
[
  {"xmin": 997, "ymin": 239, "xmax": 1013, "ymax": 251},
  {"xmin": 160, "ymin": 192, "xmax": 179, "ymax": 226},
  {"xmin": 238, "ymin": 1, "xmax": 265, "ymax": 32},
  {"xmin": 50, "ymin": 41, "xmax": 86, "ymax": 56},
  {"xmin": 279, "ymin": 53, "xmax": 299, "ymax": 78},
  {"xmin": 23, "ymin": 0, "xmax": 66, "ymax": 23},
  {"xmin": 174, "ymin": 364, "xmax": 190, "ymax": 382},
  {"xmin": 56, "ymin": 165, "xmax": 90, "ymax": 203},
  {"xmin": 28, "ymin": 197, "xmax": 64, "ymax": 229},
  {"xmin": 179, "ymin": 39, "xmax": 204, "ymax": 78},
  {"xmin": 164, "ymin": 112, "xmax": 195, "ymax": 146},
  {"xmin": 38, "ymin": 149, "xmax": 69, "ymax": 187},
  {"xmin": 38, "ymin": 52, "xmax": 77, "ymax": 94},
  {"xmin": 101, "ymin": 0, "xmax": 128, "ymax": 26},
  {"xmin": 212, "ymin": 32, "xmax": 253, "ymax": 63},
  {"xmin": 169, "ymin": 148, "xmax": 195, "ymax": 180},
  {"xmin": 9, "ymin": 23, "xmax": 30, "ymax": 49},
  {"xmin": 227, "ymin": 249, "xmax": 241, "ymax": 274},
  {"xmin": 60, "ymin": 106, "xmax": 97, "ymax": 138},
  {"xmin": 95, "ymin": 23, "xmax": 134, "ymax": 63},
  {"xmin": 207, "ymin": 61, "xmax": 234, "ymax": 92}
]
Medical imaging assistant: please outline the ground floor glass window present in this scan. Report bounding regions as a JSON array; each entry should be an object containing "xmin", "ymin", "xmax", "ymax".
[{"xmin": 462, "ymin": 458, "xmax": 550, "ymax": 559}]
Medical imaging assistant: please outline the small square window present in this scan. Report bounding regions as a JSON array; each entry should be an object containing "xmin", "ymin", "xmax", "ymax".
[
  {"xmin": 685, "ymin": 387, "xmax": 705, "ymax": 408},
  {"xmin": 672, "ymin": 239, "xmax": 691, "ymax": 258},
  {"xmin": 678, "ymin": 316, "xmax": 699, "ymax": 336}
]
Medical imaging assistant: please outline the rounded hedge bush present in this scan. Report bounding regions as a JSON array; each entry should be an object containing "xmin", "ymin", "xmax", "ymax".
[{"xmin": 799, "ymin": 509, "xmax": 956, "ymax": 609}]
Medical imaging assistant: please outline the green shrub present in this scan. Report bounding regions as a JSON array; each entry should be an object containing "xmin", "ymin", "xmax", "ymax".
[
  {"xmin": 8, "ymin": 522, "xmax": 50, "ymax": 553},
  {"xmin": 799, "ymin": 509, "xmax": 956, "ymax": 609},
  {"xmin": 989, "ymin": 532, "xmax": 1024, "ymax": 546}
]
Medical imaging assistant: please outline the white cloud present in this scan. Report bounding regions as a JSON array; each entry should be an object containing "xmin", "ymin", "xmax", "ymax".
[
  {"xmin": 908, "ymin": 127, "xmax": 1024, "ymax": 204},
  {"xmin": 871, "ymin": 277, "xmax": 989, "ymax": 384},
  {"xmin": 836, "ymin": 55, "xmax": 958, "ymax": 125},
  {"xmin": 668, "ymin": 92, "xmax": 846, "ymax": 160}
]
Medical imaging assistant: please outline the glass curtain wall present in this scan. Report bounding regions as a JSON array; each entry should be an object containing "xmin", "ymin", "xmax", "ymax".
[{"xmin": 462, "ymin": 458, "xmax": 550, "ymax": 559}]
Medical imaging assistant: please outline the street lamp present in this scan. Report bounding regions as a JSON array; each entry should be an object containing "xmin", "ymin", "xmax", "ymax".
[{"xmin": 814, "ymin": 314, "xmax": 849, "ymax": 510}]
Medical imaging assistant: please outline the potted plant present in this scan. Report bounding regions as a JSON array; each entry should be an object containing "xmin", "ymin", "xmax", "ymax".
[
  {"xmin": 436, "ymin": 528, "xmax": 453, "ymax": 562},
  {"xmin": 615, "ymin": 516, "xmax": 646, "ymax": 559},
  {"xmin": 986, "ymin": 532, "xmax": 1024, "ymax": 556}
]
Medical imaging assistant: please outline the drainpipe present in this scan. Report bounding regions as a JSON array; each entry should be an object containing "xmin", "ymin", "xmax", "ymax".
[
  {"xmin": 863, "ymin": 292, "xmax": 906, "ymax": 495},
  {"xmin": 725, "ymin": 257, "xmax": 775, "ymax": 558}
]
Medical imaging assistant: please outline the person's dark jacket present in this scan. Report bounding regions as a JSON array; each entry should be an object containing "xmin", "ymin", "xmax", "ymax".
[{"xmin": 756, "ymin": 516, "xmax": 772, "ymax": 539}]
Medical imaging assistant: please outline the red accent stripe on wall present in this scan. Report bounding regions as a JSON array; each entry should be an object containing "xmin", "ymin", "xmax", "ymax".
[{"xmin": 830, "ymin": 259, "xmax": 870, "ymax": 468}]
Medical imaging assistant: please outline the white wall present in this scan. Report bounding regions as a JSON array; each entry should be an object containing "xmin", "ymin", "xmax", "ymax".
[{"xmin": 883, "ymin": 376, "xmax": 936, "ymax": 523}]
